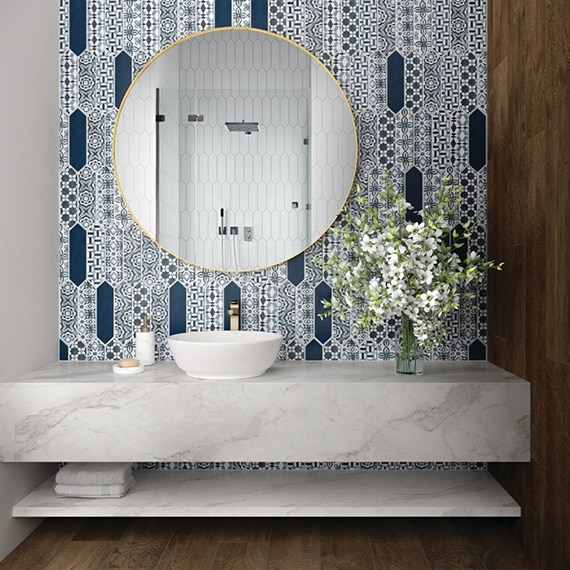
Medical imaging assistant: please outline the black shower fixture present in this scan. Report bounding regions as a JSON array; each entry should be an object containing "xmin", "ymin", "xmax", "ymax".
[{"xmin": 225, "ymin": 120, "xmax": 259, "ymax": 135}]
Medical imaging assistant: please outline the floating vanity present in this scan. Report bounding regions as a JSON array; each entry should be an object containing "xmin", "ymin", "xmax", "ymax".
[{"xmin": 0, "ymin": 361, "xmax": 529, "ymax": 518}]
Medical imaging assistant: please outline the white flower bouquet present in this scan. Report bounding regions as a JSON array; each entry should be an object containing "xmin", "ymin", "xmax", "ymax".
[{"xmin": 320, "ymin": 175, "xmax": 502, "ymax": 371}]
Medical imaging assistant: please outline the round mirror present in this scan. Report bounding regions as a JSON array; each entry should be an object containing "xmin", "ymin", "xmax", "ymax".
[{"xmin": 113, "ymin": 28, "xmax": 357, "ymax": 271}]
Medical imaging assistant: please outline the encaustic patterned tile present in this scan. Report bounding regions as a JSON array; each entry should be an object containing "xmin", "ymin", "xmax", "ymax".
[{"xmin": 59, "ymin": 0, "xmax": 490, "ymax": 365}]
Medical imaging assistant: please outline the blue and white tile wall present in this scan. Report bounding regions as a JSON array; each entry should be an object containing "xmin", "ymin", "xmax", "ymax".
[{"xmin": 59, "ymin": 0, "xmax": 488, "ymax": 363}]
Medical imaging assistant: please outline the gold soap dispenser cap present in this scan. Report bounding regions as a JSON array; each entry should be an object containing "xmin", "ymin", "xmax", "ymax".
[{"xmin": 141, "ymin": 315, "xmax": 150, "ymax": 332}]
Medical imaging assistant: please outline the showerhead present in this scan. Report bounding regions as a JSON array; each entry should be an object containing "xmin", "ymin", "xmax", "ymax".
[{"xmin": 225, "ymin": 120, "xmax": 259, "ymax": 134}]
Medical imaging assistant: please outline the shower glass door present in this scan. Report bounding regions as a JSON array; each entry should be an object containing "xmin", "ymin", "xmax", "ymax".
[
  {"xmin": 156, "ymin": 87, "xmax": 183, "ymax": 258},
  {"xmin": 157, "ymin": 87, "xmax": 311, "ymax": 270}
]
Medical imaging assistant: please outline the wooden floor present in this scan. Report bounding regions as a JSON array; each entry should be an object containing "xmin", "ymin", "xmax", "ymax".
[{"xmin": 0, "ymin": 517, "xmax": 532, "ymax": 569}]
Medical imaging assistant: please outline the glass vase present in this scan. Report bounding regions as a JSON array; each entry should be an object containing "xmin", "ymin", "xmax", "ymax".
[{"xmin": 395, "ymin": 314, "xmax": 423, "ymax": 375}]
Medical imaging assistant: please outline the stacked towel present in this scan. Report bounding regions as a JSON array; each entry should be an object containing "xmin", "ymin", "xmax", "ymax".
[{"xmin": 54, "ymin": 462, "xmax": 135, "ymax": 498}]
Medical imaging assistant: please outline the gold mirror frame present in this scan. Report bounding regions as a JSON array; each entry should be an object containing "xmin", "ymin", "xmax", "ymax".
[{"xmin": 113, "ymin": 27, "xmax": 358, "ymax": 272}]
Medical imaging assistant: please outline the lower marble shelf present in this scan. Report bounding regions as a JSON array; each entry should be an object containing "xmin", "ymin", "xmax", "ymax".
[{"xmin": 13, "ymin": 469, "xmax": 520, "ymax": 518}]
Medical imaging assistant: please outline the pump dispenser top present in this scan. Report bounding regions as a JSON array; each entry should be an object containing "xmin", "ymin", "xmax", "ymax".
[{"xmin": 141, "ymin": 315, "xmax": 150, "ymax": 333}]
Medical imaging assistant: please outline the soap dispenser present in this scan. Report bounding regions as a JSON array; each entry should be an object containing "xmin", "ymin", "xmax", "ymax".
[{"xmin": 136, "ymin": 315, "xmax": 155, "ymax": 366}]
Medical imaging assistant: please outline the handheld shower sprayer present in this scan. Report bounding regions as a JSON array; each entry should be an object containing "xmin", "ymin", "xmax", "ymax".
[
  {"xmin": 219, "ymin": 208, "xmax": 226, "ymax": 268},
  {"xmin": 218, "ymin": 208, "xmax": 227, "ymax": 235}
]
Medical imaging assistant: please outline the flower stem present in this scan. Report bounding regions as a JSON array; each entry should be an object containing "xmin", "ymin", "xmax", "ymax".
[{"xmin": 396, "ymin": 314, "xmax": 422, "ymax": 374}]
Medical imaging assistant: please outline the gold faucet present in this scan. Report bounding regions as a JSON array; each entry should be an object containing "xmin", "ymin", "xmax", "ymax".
[{"xmin": 227, "ymin": 300, "xmax": 240, "ymax": 331}]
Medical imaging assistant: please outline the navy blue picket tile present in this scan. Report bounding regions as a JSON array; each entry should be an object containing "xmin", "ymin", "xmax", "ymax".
[
  {"xmin": 387, "ymin": 51, "xmax": 405, "ymax": 113},
  {"xmin": 224, "ymin": 282, "xmax": 241, "ymax": 330},
  {"xmin": 405, "ymin": 167, "xmax": 423, "ymax": 223},
  {"xmin": 306, "ymin": 339, "xmax": 322, "ymax": 360},
  {"xmin": 69, "ymin": 224, "xmax": 86, "ymax": 286},
  {"xmin": 315, "ymin": 282, "xmax": 332, "ymax": 344},
  {"xmin": 251, "ymin": 0, "xmax": 268, "ymax": 29},
  {"xmin": 114, "ymin": 51, "xmax": 132, "ymax": 109},
  {"xmin": 69, "ymin": 0, "xmax": 86, "ymax": 56},
  {"xmin": 287, "ymin": 253, "xmax": 305, "ymax": 286},
  {"xmin": 469, "ymin": 109, "xmax": 486, "ymax": 171},
  {"xmin": 169, "ymin": 282, "xmax": 187, "ymax": 335},
  {"xmin": 69, "ymin": 110, "xmax": 86, "ymax": 171},
  {"xmin": 215, "ymin": 0, "xmax": 231, "ymax": 27},
  {"xmin": 96, "ymin": 283, "xmax": 114, "ymax": 344}
]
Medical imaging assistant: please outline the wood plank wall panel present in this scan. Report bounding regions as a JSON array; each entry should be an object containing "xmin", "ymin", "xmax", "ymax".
[
  {"xmin": 546, "ymin": 360, "xmax": 570, "ymax": 566},
  {"xmin": 523, "ymin": 0, "xmax": 546, "ymax": 139},
  {"xmin": 545, "ymin": 0, "xmax": 570, "ymax": 365},
  {"xmin": 487, "ymin": 0, "xmax": 527, "ymax": 379},
  {"xmin": 524, "ymin": 133, "xmax": 547, "ymax": 467},
  {"xmin": 487, "ymin": 0, "xmax": 570, "ymax": 568},
  {"xmin": 486, "ymin": 56, "xmax": 510, "ymax": 369}
]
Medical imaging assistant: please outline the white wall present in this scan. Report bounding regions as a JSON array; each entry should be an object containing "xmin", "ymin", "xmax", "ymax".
[{"xmin": 0, "ymin": 1, "xmax": 59, "ymax": 560}]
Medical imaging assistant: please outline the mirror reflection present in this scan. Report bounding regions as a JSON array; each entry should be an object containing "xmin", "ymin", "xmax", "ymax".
[{"xmin": 114, "ymin": 28, "xmax": 357, "ymax": 271}]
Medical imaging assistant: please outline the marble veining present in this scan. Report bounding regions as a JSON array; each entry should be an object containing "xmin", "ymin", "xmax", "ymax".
[
  {"xmin": 0, "ymin": 361, "xmax": 530, "ymax": 463},
  {"xmin": 12, "ymin": 470, "xmax": 520, "ymax": 518}
]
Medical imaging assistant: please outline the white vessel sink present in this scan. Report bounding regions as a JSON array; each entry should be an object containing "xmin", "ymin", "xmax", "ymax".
[{"xmin": 167, "ymin": 331, "xmax": 283, "ymax": 380}]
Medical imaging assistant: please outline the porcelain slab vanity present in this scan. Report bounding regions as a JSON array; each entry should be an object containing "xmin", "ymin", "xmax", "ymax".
[{"xmin": 0, "ymin": 361, "xmax": 529, "ymax": 517}]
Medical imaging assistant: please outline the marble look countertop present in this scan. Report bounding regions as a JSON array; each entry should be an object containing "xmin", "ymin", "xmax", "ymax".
[
  {"xmin": 0, "ymin": 359, "xmax": 528, "ymax": 384},
  {"xmin": 13, "ymin": 470, "xmax": 521, "ymax": 518},
  {"xmin": 0, "ymin": 360, "xmax": 530, "ymax": 463}
]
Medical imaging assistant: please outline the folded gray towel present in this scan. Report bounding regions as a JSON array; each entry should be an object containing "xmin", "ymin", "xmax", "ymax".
[
  {"xmin": 55, "ymin": 462, "xmax": 134, "ymax": 486},
  {"xmin": 54, "ymin": 474, "xmax": 136, "ymax": 498}
]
